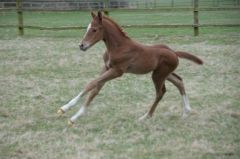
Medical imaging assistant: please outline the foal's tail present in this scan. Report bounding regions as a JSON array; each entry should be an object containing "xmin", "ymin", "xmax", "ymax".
[{"xmin": 175, "ymin": 51, "xmax": 203, "ymax": 65}]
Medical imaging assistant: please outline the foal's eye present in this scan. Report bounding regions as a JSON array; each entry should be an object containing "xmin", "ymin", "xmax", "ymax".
[{"xmin": 92, "ymin": 29, "xmax": 97, "ymax": 33}]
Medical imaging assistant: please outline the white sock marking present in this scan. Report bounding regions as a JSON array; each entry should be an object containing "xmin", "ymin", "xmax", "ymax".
[
  {"xmin": 61, "ymin": 91, "xmax": 83, "ymax": 112},
  {"xmin": 70, "ymin": 106, "xmax": 86, "ymax": 122},
  {"xmin": 138, "ymin": 113, "xmax": 149, "ymax": 121},
  {"xmin": 182, "ymin": 95, "xmax": 191, "ymax": 116}
]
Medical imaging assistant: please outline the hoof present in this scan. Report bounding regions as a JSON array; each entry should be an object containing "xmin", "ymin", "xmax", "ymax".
[
  {"xmin": 68, "ymin": 120, "xmax": 74, "ymax": 127},
  {"xmin": 57, "ymin": 108, "xmax": 65, "ymax": 116},
  {"xmin": 182, "ymin": 112, "xmax": 189, "ymax": 118},
  {"xmin": 182, "ymin": 109, "xmax": 193, "ymax": 118}
]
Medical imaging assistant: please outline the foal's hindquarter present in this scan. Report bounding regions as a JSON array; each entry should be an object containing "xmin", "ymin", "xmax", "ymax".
[
  {"xmin": 58, "ymin": 15, "xmax": 192, "ymax": 125},
  {"xmin": 127, "ymin": 44, "xmax": 179, "ymax": 119}
]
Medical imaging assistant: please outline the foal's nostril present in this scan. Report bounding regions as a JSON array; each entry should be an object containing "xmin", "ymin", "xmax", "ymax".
[
  {"xmin": 79, "ymin": 44, "xmax": 84, "ymax": 49},
  {"xmin": 79, "ymin": 44, "xmax": 87, "ymax": 51}
]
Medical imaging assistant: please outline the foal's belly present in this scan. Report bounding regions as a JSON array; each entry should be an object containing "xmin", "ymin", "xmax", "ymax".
[
  {"xmin": 126, "ymin": 60, "xmax": 157, "ymax": 74},
  {"xmin": 126, "ymin": 66, "xmax": 153, "ymax": 74}
]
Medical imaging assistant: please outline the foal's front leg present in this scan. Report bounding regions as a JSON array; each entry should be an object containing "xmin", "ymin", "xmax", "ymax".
[
  {"xmin": 57, "ymin": 91, "xmax": 83, "ymax": 115},
  {"xmin": 57, "ymin": 66, "xmax": 108, "ymax": 115},
  {"xmin": 68, "ymin": 68, "xmax": 123, "ymax": 125}
]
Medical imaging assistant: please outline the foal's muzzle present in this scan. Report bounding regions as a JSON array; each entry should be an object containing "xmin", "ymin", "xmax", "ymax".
[{"xmin": 79, "ymin": 44, "xmax": 87, "ymax": 51}]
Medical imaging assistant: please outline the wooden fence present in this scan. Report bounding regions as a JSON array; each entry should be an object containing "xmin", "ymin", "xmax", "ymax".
[
  {"xmin": 1, "ymin": 0, "xmax": 240, "ymax": 10},
  {"xmin": 1, "ymin": 0, "xmax": 240, "ymax": 36}
]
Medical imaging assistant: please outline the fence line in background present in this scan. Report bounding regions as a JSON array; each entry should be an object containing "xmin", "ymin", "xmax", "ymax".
[
  {"xmin": 1, "ymin": 24, "xmax": 239, "ymax": 30},
  {"xmin": 1, "ymin": 7, "xmax": 240, "ymax": 11},
  {"xmin": 1, "ymin": 0, "xmax": 240, "ymax": 10},
  {"xmin": 0, "ymin": 0, "xmax": 240, "ymax": 36}
]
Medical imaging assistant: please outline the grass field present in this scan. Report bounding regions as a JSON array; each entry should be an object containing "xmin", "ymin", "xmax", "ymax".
[{"xmin": 0, "ymin": 10, "xmax": 240, "ymax": 159}]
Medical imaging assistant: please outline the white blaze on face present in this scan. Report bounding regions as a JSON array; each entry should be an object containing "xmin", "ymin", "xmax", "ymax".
[
  {"xmin": 81, "ymin": 23, "xmax": 92, "ymax": 48},
  {"xmin": 87, "ymin": 23, "xmax": 91, "ymax": 32}
]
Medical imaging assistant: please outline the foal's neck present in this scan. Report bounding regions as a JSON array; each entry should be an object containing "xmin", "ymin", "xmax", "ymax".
[{"xmin": 102, "ymin": 22, "xmax": 129, "ymax": 51}]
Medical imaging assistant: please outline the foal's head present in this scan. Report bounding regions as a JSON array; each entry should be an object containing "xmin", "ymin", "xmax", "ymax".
[{"xmin": 79, "ymin": 11, "xmax": 103, "ymax": 51}]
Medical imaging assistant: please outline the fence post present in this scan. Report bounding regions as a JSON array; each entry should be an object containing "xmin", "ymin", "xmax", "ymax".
[
  {"xmin": 16, "ymin": 0, "xmax": 24, "ymax": 36},
  {"xmin": 193, "ymin": 0, "xmax": 199, "ymax": 36},
  {"xmin": 171, "ymin": 0, "xmax": 174, "ymax": 8},
  {"xmin": 154, "ymin": 0, "xmax": 157, "ymax": 8},
  {"xmin": 103, "ymin": 0, "xmax": 109, "ymax": 15}
]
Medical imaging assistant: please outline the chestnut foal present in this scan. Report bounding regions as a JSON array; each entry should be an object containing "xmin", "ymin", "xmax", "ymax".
[{"xmin": 57, "ymin": 12, "xmax": 203, "ymax": 125}]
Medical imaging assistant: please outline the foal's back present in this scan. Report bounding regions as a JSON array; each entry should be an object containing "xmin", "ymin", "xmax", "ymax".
[{"xmin": 124, "ymin": 41, "xmax": 179, "ymax": 74}]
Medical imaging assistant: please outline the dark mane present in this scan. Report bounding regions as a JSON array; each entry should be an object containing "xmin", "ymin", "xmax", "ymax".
[{"xmin": 103, "ymin": 15, "xmax": 129, "ymax": 39}]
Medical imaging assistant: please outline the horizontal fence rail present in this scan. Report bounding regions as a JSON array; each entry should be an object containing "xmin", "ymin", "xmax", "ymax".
[
  {"xmin": 1, "ymin": 7, "xmax": 240, "ymax": 12},
  {"xmin": 1, "ymin": 0, "xmax": 240, "ymax": 10},
  {"xmin": 1, "ymin": 24, "xmax": 240, "ymax": 30}
]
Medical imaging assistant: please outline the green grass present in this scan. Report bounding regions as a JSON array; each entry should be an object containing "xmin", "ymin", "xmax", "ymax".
[
  {"xmin": 1, "ymin": 10, "xmax": 240, "ymax": 26},
  {"xmin": 0, "ymin": 10, "xmax": 240, "ymax": 159}
]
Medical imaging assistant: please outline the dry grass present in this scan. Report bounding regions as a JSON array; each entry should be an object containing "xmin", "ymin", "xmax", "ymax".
[{"xmin": 0, "ymin": 31, "xmax": 240, "ymax": 159}]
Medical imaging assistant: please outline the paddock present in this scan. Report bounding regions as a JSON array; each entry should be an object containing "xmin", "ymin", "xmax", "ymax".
[{"xmin": 0, "ymin": 5, "xmax": 240, "ymax": 159}]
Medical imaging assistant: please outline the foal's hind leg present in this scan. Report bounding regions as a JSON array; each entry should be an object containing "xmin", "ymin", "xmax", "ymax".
[
  {"xmin": 167, "ymin": 73, "xmax": 191, "ymax": 117},
  {"xmin": 139, "ymin": 68, "xmax": 167, "ymax": 121}
]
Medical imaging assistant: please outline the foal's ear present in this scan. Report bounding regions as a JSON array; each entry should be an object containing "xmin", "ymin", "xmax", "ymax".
[
  {"xmin": 97, "ymin": 11, "xmax": 102, "ymax": 24},
  {"xmin": 91, "ymin": 12, "xmax": 96, "ymax": 18}
]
